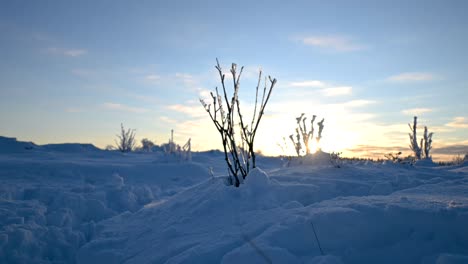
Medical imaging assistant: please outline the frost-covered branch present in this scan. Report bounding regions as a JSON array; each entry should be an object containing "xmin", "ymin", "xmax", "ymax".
[
  {"xmin": 200, "ymin": 59, "xmax": 276, "ymax": 187},
  {"xmin": 408, "ymin": 116, "xmax": 422, "ymax": 159},
  {"xmin": 408, "ymin": 116, "xmax": 434, "ymax": 160},
  {"xmin": 422, "ymin": 126, "xmax": 433, "ymax": 159},
  {"xmin": 289, "ymin": 114, "xmax": 325, "ymax": 156}
]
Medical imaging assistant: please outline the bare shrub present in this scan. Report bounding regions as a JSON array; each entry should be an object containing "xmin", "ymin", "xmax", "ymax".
[
  {"xmin": 289, "ymin": 114, "xmax": 325, "ymax": 156},
  {"xmin": 200, "ymin": 59, "xmax": 276, "ymax": 187},
  {"xmin": 115, "ymin": 123, "xmax": 136, "ymax": 153}
]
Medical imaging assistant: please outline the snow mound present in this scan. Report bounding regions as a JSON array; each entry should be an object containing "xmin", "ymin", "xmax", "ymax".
[
  {"xmin": 0, "ymin": 147, "xmax": 212, "ymax": 263},
  {"xmin": 0, "ymin": 136, "xmax": 37, "ymax": 153},
  {"xmin": 288, "ymin": 151, "xmax": 335, "ymax": 167},
  {"xmin": 435, "ymin": 253, "xmax": 468, "ymax": 264},
  {"xmin": 244, "ymin": 168, "xmax": 270, "ymax": 189},
  {"xmin": 414, "ymin": 158, "xmax": 438, "ymax": 167},
  {"xmin": 78, "ymin": 162, "xmax": 468, "ymax": 263},
  {"xmin": 42, "ymin": 143, "xmax": 101, "ymax": 153},
  {"xmin": 2, "ymin": 141, "xmax": 468, "ymax": 263}
]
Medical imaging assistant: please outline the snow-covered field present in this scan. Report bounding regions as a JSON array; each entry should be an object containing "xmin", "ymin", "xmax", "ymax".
[{"xmin": 1, "ymin": 136, "xmax": 468, "ymax": 264}]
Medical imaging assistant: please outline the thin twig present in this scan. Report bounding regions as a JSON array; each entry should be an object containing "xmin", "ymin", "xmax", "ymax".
[{"xmin": 311, "ymin": 221, "xmax": 324, "ymax": 256}]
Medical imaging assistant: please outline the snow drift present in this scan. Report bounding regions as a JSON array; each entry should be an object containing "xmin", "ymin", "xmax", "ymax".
[{"xmin": 1, "ymin": 137, "xmax": 468, "ymax": 263}]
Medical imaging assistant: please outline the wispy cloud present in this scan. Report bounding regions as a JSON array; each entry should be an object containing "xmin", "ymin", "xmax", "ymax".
[
  {"xmin": 175, "ymin": 73, "xmax": 196, "ymax": 85},
  {"xmin": 401, "ymin": 108, "xmax": 433, "ymax": 115},
  {"xmin": 343, "ymin": 99, "xmax": 376, "ymax": 108},
  {"xmin": 198, "ymin": 89, "xmax": 212, "ymax": 100},
  {"xmin": 432, "ymin": 144, "xmax": 468, "ymax": 155},
  {"xmin": 345, "ymin": 144, "xmax": 408, "ymax": 157},
  {"xmin": 47, "ymin": 47, "xmax": 87, "ymax": 57},
  {"xmin": 32, "ymin": 32, "xmax": 54, "ymax": 42},
  {"xmin": 387, "ymin": 72, "xmax": 436, "ymax": 82},
  {"xmin": 130, "ymin": 94, "xmax": 160, "ymax": 104},
  {"xmin": 446, "ymin": 117, "xmax": 468, "ymax": 128},
  {"xmin": 145, "ymin": 74, "xmax": 161, "ymax": 85},
  {"xmin": 289, "ymin": 80, "xmax": 326, "ymax": 88},
  {"xmin": 102, "ymin": 102, "xmax": 148, "ymax": 113},
  {"xmin": 321, "ymin": 86, "xmax": 352, "ymax": 97},
  {"xmin": 168, "ymin": 104, "xmax": 205, "ymax": 117},
  {"xmin": 159, "ymin": 116, "xmax": 177, "ymax": 124},
  {"xmin": 288, "ymin": 80, "xmax": 353, "ymax": 97},
  {"xmin": 146, "ymin": 74, "xmax": 161, "ymax": 81},
  {"xmin": 301, "ymin": 35, "xmax": 365, "ymax": 52}
]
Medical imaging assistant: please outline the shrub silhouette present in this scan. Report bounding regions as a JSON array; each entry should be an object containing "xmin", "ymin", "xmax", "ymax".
[
  {"xmin": 200, "ymin": 59, "xmax": 276, "ymax": 187},
  {"xmin": 115, "ymin": 123, "xmax": 136, "ymax": 153}
]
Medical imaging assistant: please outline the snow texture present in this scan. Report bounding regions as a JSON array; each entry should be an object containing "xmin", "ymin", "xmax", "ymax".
[{"xmin": 1, "ymin": 136, "xmax": 468, "ymax": 263}]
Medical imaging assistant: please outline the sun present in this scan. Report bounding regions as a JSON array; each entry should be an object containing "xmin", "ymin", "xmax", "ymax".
[{"xmin": 308, "ymin": 139, "xmax": 319, "ymax": 154}]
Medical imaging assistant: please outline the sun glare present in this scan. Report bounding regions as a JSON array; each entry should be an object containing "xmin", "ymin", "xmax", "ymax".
[{"xmin": 308, "ymin": 140, "xmax": 318, "ymax": 154}]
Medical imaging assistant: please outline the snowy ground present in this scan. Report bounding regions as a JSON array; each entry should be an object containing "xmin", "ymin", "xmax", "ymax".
[{"xmin": 1, "ymin": 136, "xmax": 467, "ymax": 263}]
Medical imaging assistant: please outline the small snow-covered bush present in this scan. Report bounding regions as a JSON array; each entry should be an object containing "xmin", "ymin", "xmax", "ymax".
[
  {"xmin": 115, "ymin": 123, "xmax": 136, "ymax": 153},
  {"xmin": 104, "ymin": 145, "xmax": 115, "ymax": 151},
  {"xmin": 140, "ymin": 138, "xmax": 155, "ymax": 152},
  {"xmin": 160, "ymin": 130, "xmax": 192, "ymax": 161},
  {"xmin": 384, "ymin": 151, "xmax": 415, "ymax": 165},
  {"xmin": 200, "ymin": 59, "xmax": 276, "ymax": 187},
  {"xmin": 408, "ymin": 116, "xmax": 433, "ymax": 160}
]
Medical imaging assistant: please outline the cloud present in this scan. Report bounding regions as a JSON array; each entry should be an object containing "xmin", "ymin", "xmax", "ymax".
[
  {"xmin": 64, "ymin": 49, "xmax": 86, "ymax": 57},
  {"xmin": 401, "ymin": 108, "xmax": 433, "ymax": 115},
  {"xmin": 446, "ymin": 117, "xmax": 468, "ymax": 128},
  {"xmin": 175, "ymin": 73, "xmax": 195, "ymax": 85},
  {"xmin": 345, "ymin": 144, "xmax": 409, "ymax": 157},
  {"xmin": 159, "ymin": 116, "xmax": 177, "ymax": 124},
  {"xmin": 387, "ymin": 72, "xmax": 436, "ymax": 82},
  {"xmin": 145, "ymin": 74, "xmax": 162, "ymax": 85},
  {"xmin": 32, "ymin": 32, "xmax": 54, "ymax": 42},
  {"xmin": 343, "ymin": 99, "xmax": 376, "ymax": 108},
  {"xmin": 130, "ymin": 94, "xmax": 160, "ymax": 104},
  {"xmin": 102, "ymin": 102, "xmax": 148, "ymax": 113},
  {"xmin": 432, "ymin": 144, "xmax": 468, "ymax": 155},
  {"xmin": 171, "ymin": 117, "xmax": 220, "ymax": 150},
  {"xmin": 168, "ymin": 104, "xmax": 205, "ymax": 117},
  {"xmin": 289, "ymin": 80, "xmax": 326, "ymax": 88},
  {"xmin": 198, "ymin": 89, "xmax": 212, "ymax": 100},
  {"xmin": 301, "ymin": 36, "xmax": 365, "ymax": 52},
  {"xmin": 321, "ymin": 86, "xmax": 352, "ymax": 97},
  {"xmin": 47, "ymin": 47, "xmax": 87, "ymax": 57},
  {"xmin": 146, "ymin": 74, "xmax": 161, "ymax": 81},
  {"xmin": 287, "ymin": 80, "xmax": 352, "ymax": 97}
]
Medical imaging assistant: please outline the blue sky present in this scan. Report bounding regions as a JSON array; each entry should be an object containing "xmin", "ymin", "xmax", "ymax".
[{"xmin": 1, "ymin": 0, "xmax": 467, "ymax": 160}]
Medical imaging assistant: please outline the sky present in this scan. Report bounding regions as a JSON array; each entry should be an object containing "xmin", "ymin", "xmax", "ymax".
[{"xmin": 0, "ymin": 0, "xmax": 467, "ymax": 160}]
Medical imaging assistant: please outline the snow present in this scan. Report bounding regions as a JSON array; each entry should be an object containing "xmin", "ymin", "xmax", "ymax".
[{"xmin": 1, "ymin": 136, "xmax": 468, "ymax": 263}]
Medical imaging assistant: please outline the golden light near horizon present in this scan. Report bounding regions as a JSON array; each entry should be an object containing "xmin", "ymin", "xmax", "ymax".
[
  {"xmin": 255, "ymin": 117, "xmax": 337, "ymax": 157},
  {"xmin": 309, "ymin": 140, "xmax": 318, "ymax": 154}
]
